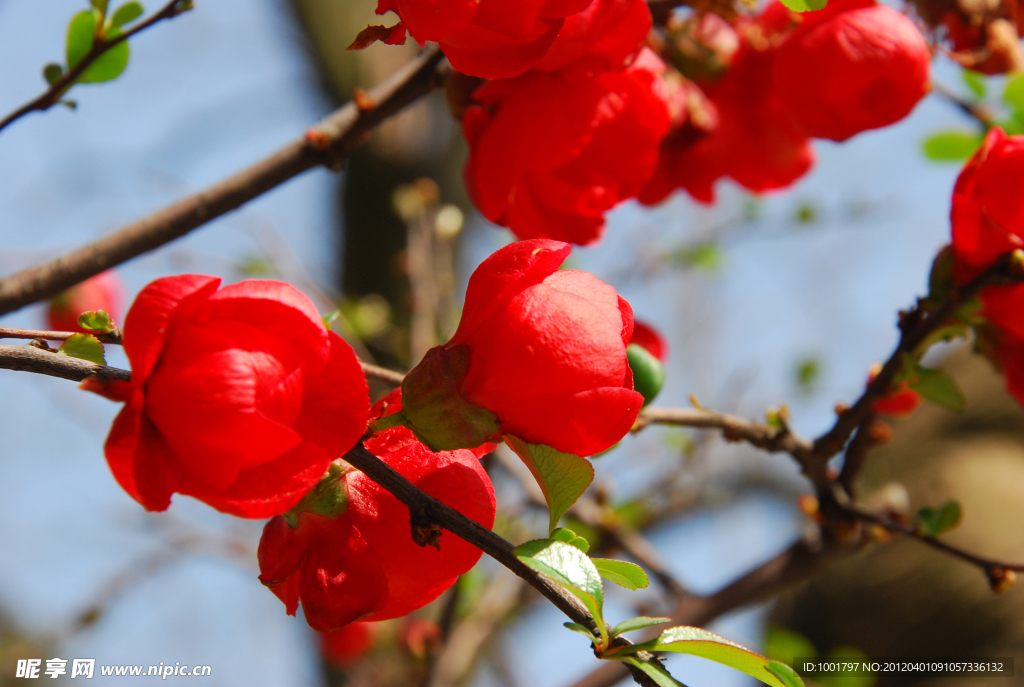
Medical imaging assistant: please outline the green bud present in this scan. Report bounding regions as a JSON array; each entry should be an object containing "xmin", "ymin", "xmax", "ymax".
[{"xmin": 626, "ymin": 343, "xmax": 664, "ymax": 406}]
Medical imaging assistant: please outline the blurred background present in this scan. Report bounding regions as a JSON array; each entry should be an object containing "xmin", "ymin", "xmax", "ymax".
[{"xmin": 0, "ymin": 0, "xmax": 1021, "ymax": 685}]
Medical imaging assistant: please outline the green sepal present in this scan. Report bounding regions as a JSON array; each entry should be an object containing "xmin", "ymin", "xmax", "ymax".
[{"xmin": 283, "ymin": 462, "xmax": 349, "ymax": 528}]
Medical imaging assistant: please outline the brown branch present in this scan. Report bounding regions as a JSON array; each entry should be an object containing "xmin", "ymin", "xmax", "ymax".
[
  {"xmin": 359, "ymin": 361, "xmax": 405, "ymax": 386},
  {"xmin": 0, "ymin": 0, "xmax": 193, "ymax": 134},
  {"xmin": 340, "ymin": 443, "xmax": 663, "ymax": 687},
  {"xmin": 930, "ymin": 78, "xmax": 995, "ymax": 129},
  {"xmin": 0, "ymin": 47, "xmax": 449, "ymax": 317},
  {"xmin": 0, "ymin": 326, "xmax": 122, "ymax": 345},
  {"xmin": 0, "ymin": 343, "xmax": 130, "ymax": 382},
  {"xmin": 841, "ymin": 505, "xmax": 1024, "ymax": 579}
]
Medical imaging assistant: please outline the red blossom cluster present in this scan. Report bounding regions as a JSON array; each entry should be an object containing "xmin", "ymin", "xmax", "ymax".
[
  {"xmin": 950, "ymin": 127, "xmax": 1024, "ymax": 406},
  {"xmin": 360, "ymin": 0, "xmax": 931, "ymax": 244},
  {"xmin": 80, "ymin": 237, "xmax": 647, "ymax": 632}
]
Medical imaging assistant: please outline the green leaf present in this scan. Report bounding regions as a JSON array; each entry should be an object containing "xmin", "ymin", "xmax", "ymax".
[
  {"xmin": 515, "ymin": 539, "xmax": 606, "ymax": 646},
  {"xmin": 61, "ymin": 99, "xmax": 78, "ymax": 110},
  {"xmin": 77, "ymin": 309, "xmax": 116, "ymax": 334},
  {"xmin": 611, "ymin": 616, "xmax": 671, "ymax": 637},
  {"xmin": 629, "ymin": 626, "xmax": 804, "ymax": 687},
  {"xmin": 777, "ymin": 0, "xmax": 826, "ymax": 11},
  {"xmin": 962, "ymin": 69, "xmax": 986, "ymax": 99},
  {"xmin": 564, "ymin": 622, "xmax": 597, "ymax": 643},
  {"xmin": 627, "ymin": 343, "xmax": 665, "ymax": 406},
  {"xmin": 551, "ymin": 527, "xmax": 590, "ymax": 553},
  {"xmin": 794, "ymin": 356, "xmax": 820, "ymax": 391},
  {"xmin": 58, "ymin": 333, "xmax": 106, "ymax": 365},
  {"xmin": 618, "ymin": 657, "xmax": 684, "ymax": 687},
  {"xmin": 818, "ymin": 647, "xmax": 875, "ymax": 687},
  {"xmin": 111, "ymin": 1, "xmax": 144, "ymax": 27},
  {"xmin": 768, "ymin": 661, "xmax": 806, "ymax": 687},
  {"xmin": 922, "ymin": 131, "xmax": 983, "ymax": 162},
  {"xmin": 917, "ymin": 500, "xmax": 962, "ymax": 536},
  {"xmin": 505, "ymin": 435, "xmax": 594, "ymax": 534},
  {"xmin": 899, "ymin": 354, "xmax": 966, "ymax": 412},
  {"xmin": 67, "ymin": 11, "xmax": 98, "ymax": 68},
  {"xmin": 43, "ymin": 63, "xmax": 64, "ymax": 85},
  {"xmin": 1004, "ymin": 73, "xmax": 1024, "ymax": 113},
  {"xmin": 592, "ymin": 558, "xmax": 649, "ymax": 591},
  {"xmin": 91, "ymin": 0, "xmax": 110, "ymax": 16},
  {"xmin": 79, "ymin": 27, "xmax": 130, "ymax": 83},
  {"xmin": 671, "ymin": 241, "xmax": 720, "ymax": 271}
]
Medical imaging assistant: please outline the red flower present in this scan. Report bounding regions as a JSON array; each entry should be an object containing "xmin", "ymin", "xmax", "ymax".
[
  {"xmin": 629, "ymin": 321, "xmax": 668, "ymax": 362},
  {"xmin": 464, "ymin": 49, "xmax": 671, "ymax": 245},
  {"xmin": 47, "ymin": 271, "xmax": 124, "ymax": 333},
  {"xmin": 640, "ymin": 14, "xmax": 813, "ymax": 205},
  {"xmin": 88, "ymin": 275, "xmax": 370, "ymax": 518},
  {"xmin": 258, "ymin": 392, "xmax": 495, "ymax": 632},
  {"xmin": 771, "ymin": 0, "xmax": 931, "ymax": 142},
  {"xmin": 535, "ymin": 0, "xmax": 652, "ymax": 74},
  {"xmin": 395, "ymin": 239, "xmax": 644, "ymax": 456},
  {"xmin": 320, "ymin": 623, "xmax": 374, "ymax": 667},
  {"xmin": 375, "ymin": 0, "xmax": 591, "ymax": 78}
]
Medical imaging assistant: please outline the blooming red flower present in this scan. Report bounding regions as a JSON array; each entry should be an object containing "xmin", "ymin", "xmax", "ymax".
[
  {"xmin": 867, "ymin": 365, "xmax": 921, "ymax": 417},
  {"xmin": 464, "ymin": 49, "xmax": 671, "ymax": 245},
  {"xmin": 47, "ymin": 270, "xmax": 124, "ymax": 333},
  {"xmin": 258, "ymin": 392, "xmax": 495, "ymax": 632},
  {"xmin": 535, "ymin": 0, "xmax": 652, "ymax": 74},
  {"xmin": 374, "ymin": 0, "xmax": 591, "ymax": 78},
  {"xmin": 771, "ymin": 0, "xmax": 931, "ymax": 142},
  {"xmin": 640, "ymin": 13, "xmax": 813, "ymax": 205},
  {"xmin": 88, "ymin": 275, "xmax": 370, "ymax": 518},
  {"xmin": 394, "ymin": 239, "xmax": 644, "ymax": 456},
  {"xmin": 320, "ymin": 623, "xmax": 374, "ymax": 667},
  {"xmin": 629, "ymin": 321, "xmax": 668, "ymax": 362}
]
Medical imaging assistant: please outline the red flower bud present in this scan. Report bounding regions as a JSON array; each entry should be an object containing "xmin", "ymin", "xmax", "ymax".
[
  {"xmin": 47, "ymin": 271, "xmax": 124, "ymax": 333},
  {"xmin": 464, "ymin": 49, "xmax": 672, "ymax": 245},
  {"xmin": 258, "ymin": 400, "xmax": 495, "ymax": 632},
  {"xmin": 320, "ymin": 623, "xmax": 374, "ymax": 667},
  {"xmin": 375, "ymin": 0, "xmax": 591, "ymax": 78},
  {"xmin": 91, "ymin": 275, "xmax": 370, "ymax": 518},
  {"xmin": 771, "ymin": 0, "xmax": 930, "ymax": 142},
  {"xmin": 629, "ymin": 321, "xmax": 668, "ymax": 362},
  {"xmin": 395, "ymin": 239, "xmax": 644, "ymax": 456}
]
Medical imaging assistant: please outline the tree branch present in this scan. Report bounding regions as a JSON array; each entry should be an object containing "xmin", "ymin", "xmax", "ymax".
[
  {"xmin": 0, "ymin": 47, "xmax": 449, "ymax": 317},
  {"xmin": 0, "ymin": 0, "xmax": 193, "ymax": 134},
  {"xmin": 0, "ymin": 325, "xmax": 121, "ymax": 344},
  {"xmin": 340, "ymin": 443, "xmax": 663, "ymax": 687},
  {"xmin": 0, "ymin": 343, "xmax": 129, "ymax": 382}
]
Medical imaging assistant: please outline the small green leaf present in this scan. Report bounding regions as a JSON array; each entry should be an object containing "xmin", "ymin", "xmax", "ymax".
[
  {"xmin": 79, "ymin": 27, "xmax": 130, "ymax": 83},
  {"xmin": 764, "ymin": 626, "xmax": 817, "ymax": 664},
  {"xmin": 777, "ymin": 0, "xmax": 826, "ymax": 11},
  {"xmin": 962, "ymin": 69, "xmax": 986, "ymax": 99},
  {"xmin": 917, "ymin": 500, "xmax": 962, "ymax": 537},
  {"xmin": 619, "ymin": 657, "xmax": 684, "ymax": 687},
  {"xmin": 564, "ymin": 622, "xmax": 597, "ymax": 643},
  {"xmin": 58, "ymin": 333, "xmax": 106, "ymax": 365},
  {"xmin": 670, "ymin": 241, "xmax": 720, "ymax": 271},
  {"xmin": 551, "ymin": 527, "xmax": 590, "ymax": 553},
  {"xmin": 1004, "ymin": 73, "xmax": 1024, "ymax": 113},
  {"xmin": 515, "ymin": 539, "xmax": 606, "ymax": 646},
  {"xmin": 505, "ymin": 435, "xmax": 594, "ymax": 534},
  {"xmin": 922, "ymin": 131, "xmax": 983, "ymax": 162},
  {"xmin": 77, "ymin": 309, "xmax": 116, "ymax": 334},
  {"xmin": 611, "ymin": 616, "xmax": 671, "ymax": 637},
  {"xmin": 592, "ymin": 558, "xmax": 649, "ymax": 591},
  {"xmin": 61, "ymin": 99, "xmax": 78, "ymax": 110},
  {"xmin": 794, "ymin": 356, "xmax": 820, "ymax": 392},
  {"xmin": 899, "ymin": 355, "xmax": 966, "ymax": 412},
  {"xmin": 43, "ymin": 63, "xmax": 64, "ymax": 85},
  {"xmin": 67, "ymin": 11, "xmax": 98, "ymax": 68},
  {"xmin": 768, "ymin": 661, "xmax": 806, "ymax": 687},
  {"xmin": 111, "ymin": 1, "xmax": 144, "ymax": 26},
  {"xmin": 91, "ymin": 0, "xmax": 110, "ymax": 16},
  {"xmin": 627, "ymin": 344, "xmax": 665, "ymax": 406},
  {"xmin": 629, "ymin": 626, "xmax": 804, "ymax": 687}
]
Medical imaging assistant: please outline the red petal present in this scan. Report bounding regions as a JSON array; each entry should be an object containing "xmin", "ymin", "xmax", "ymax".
[
  {"xmin": 104, "ymin": 389, "xmax": 175, "ymax": 511},
  {"xmin": 439, "ymin": 18, "xmax": 565, "ymax": 79},
  {"xmin": 258, "ymin": 515, "xmax": 310, "ymax": 584},
  {"xmin": 122, "ymin": 275, "xmax": 220, "ymax": 383},
  {"xmin": 293, "ymin": 332, "xmax": 371, "ymax": 459}
]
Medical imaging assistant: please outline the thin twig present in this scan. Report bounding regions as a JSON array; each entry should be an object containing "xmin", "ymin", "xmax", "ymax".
[
  {"xmin": 0, "ymin": 326, "xmax": 122, "ymax": 344},
  {"xmin": 0, "ymin": 343, "xmax": 130, "ymax": 382},
  {"xmin": 0, "ymin": 47, "xmax": 449, "ymax": 317},
  {"xmin": 931, "ymin": 78, "xmax": 995, "ymax": 129},
  {"xmin": 0, "ymin": 0, "xmax": 192, "ymax": 134}
]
